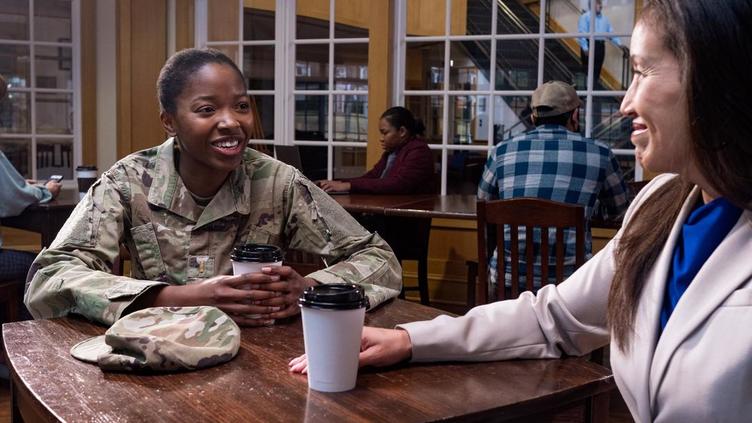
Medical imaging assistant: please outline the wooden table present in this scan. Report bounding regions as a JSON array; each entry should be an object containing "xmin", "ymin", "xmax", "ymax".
[
  {"xmin": 331, "ymin": 194, "xmax": 434, "ymax": 215},
  {"xmin": 3, "ymin": 300, "xmax": 615, "ymax": 422},
  {"xmin": 385, "ymin": 194, "xmax": 476, "ymax": 220},
  {"xmin": 1, "ymin": 189, "xmax": 78, "ymax": 248}
]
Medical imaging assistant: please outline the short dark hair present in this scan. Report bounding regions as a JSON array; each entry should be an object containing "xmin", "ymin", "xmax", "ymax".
[
  {"xmin": 156, "ymin": 48, "xmax": 246, "ymax": 115},
  {"xmin": 380, "ymin": 106, "xmax": 426, "ymax": 137},
  {"xmin": 533, "ymin": 109, "xmax": 573, "ymax": 127}
]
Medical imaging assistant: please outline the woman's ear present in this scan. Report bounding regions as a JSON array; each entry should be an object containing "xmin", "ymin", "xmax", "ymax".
[
  {"xmin": 399, "ymin": 126, "xmax": 409, "ymax": 140},
  {"xmin": 160, "ymin": 111, "xmax": 177, "ymax": 137}
]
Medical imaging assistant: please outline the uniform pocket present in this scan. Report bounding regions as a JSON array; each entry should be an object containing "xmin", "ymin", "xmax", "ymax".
[{"xmin": 130, "ymin": 223, "xmax": 168, "ymax": 281}]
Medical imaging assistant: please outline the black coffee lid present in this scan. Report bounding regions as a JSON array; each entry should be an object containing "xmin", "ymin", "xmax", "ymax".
[
  {"xmin": 230, "ymin": 243, "xmax": 283, "ymax": 262},
  {"xmin": 299, "ymin": 284, "xmax": 369, "ymax": 310}
]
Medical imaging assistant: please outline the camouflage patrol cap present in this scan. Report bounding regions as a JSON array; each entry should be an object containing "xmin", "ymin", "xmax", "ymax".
[{"xmin": 70, "ymin": 306, "xmax": 240, "ymax": 372}]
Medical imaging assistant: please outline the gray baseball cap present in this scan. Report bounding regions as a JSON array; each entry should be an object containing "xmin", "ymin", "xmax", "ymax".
[{"xmin": 70, "ymin": 306, "xmax": 240, "ymax": 372}]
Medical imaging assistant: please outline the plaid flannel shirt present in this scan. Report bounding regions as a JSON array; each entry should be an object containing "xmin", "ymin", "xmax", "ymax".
[{"xmin": 477, "ymin": 124, "xmax": 629, "ymax": 289}]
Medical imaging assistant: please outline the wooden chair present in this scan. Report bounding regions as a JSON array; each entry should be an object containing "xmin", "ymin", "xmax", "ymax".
[
  {"xmin": 388, "ymin": 216, "xmax": 432, "ymax": 305},
  {"xmin": 472, "ymin": 198, "xmax": 585, "ymax": 305},
  {"xmin": 469, "ymin": 198, "xmax": 604, "ymax": 363}
]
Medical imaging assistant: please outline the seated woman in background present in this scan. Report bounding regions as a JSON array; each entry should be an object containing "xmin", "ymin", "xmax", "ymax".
[
  {"xmin": 318, "ymin": 107, "xmax": 435, "ymax": 195},
  {"xmin": 293, "ymin": 1, "xmax": 752, "ymax": 420},
  {"xmin": 24, "ymin": 48, "xmax": 401, "ymax": 327},
  {"xmin": 0, "ymin": 73, "xmax": 62, "ymax": 321}
]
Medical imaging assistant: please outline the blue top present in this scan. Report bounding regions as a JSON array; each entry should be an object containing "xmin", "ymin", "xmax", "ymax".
[
  {"xmin": 659, "ymin": 197, "xmax": 743, "ymax": 331},
  {"xmin": 577, "ymin": 11, "xmax": 620, "ymax": 51},
  {"xmin": 477, "ymin": 124, "xmax": 628, "ymax": 287},
  {"xmin": 0, "ymin": 151, "xmax": 53, "ymax": 247}
]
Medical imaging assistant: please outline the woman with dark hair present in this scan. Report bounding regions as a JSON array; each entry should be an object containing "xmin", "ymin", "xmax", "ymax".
[
  {"xmin": 25, "ymin": 48, "xmax": 401, "ymax": 327},
  {"xmin": 318, "ymin": 106, "xmax": 435, "ymax": 194},
  {"xmin": 293, "ymin": 1, "xmax": 752, "ymax": 420}
]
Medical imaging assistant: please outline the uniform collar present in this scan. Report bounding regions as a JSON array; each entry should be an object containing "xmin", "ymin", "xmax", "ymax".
[{"xmin": 147, "ymin": 138, "xmax": 251, "ymax": 227}]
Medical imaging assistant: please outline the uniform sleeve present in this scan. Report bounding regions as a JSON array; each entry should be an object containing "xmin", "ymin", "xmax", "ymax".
[
  {"xmin": 0, "ymin": 151, "xmax": 52, "ymax": 218},
  {"xmin": 24, "ymin": 165, "xmax": 167, "ymax": 325},
  {"xmin": 282, "ymin": 173, "xmax": 402, "ymax": 309},
  {"xmin": 399, "ymin": 175, "xmax": 673, "ymax": 362}
]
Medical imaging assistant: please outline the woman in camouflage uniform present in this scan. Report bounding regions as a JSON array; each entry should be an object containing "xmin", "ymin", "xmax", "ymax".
[{"xmin": 25, "ymin": 48, "xmax": 402, "ymax": 327}]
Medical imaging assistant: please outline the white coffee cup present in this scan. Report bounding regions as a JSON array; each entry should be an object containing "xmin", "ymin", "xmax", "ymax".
[{"xmin": 298, "ymin": 284, "xmax": 369, "ymax": 392}]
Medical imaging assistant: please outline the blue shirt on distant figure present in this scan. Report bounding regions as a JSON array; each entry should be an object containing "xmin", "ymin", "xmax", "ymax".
[
  {"xmin": 577, "ymin": 10, "xmax": 621, "ymax": 51},
  {"xmin": 0, "ymin": 151, "xmax": 53, "ymax": 247}
]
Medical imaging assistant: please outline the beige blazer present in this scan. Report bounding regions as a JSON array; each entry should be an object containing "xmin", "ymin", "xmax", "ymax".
[{"xmin": 401, "ymin": 174, "xmax": 752, "ymax": 422}]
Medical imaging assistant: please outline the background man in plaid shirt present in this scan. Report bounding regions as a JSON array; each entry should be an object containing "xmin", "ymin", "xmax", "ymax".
[{"xmin": 478, "ymin": 80, "xmax": 629, "ymax": 292}]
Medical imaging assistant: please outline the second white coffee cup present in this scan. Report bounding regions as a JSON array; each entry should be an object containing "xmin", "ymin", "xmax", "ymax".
[{"xmin": 299, "ymin": 284, "xmax": 369, "ymax": 392}]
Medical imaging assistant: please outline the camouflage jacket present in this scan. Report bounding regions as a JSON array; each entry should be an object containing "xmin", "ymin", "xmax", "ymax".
[{"xmin": 25, "ymin": 139, "xmax": 402, "ymax": 325}]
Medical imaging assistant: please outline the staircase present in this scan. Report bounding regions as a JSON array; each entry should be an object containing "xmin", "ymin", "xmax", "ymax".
[{"xmin": 460, "ymin": 0, "xmax": 632, "ymax": 153}]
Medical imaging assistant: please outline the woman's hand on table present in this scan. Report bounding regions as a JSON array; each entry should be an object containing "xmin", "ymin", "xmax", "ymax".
[
  {"xmin": 317, "ymin": 180, "xmax": 351, "ymax": 193},
  {"xmin": 252, "ymin": 266, "xmax": 318, "ymax": 319},
  {"xmin": 288, "ymin": 327, "xmax": 413, "ymax": 374},
  {"xmin": 152, "ymin": 272, "xmax": 289, "ymax": 326}
]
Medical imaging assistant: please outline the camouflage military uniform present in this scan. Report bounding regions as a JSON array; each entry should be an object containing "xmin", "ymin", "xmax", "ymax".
[{"xmin": 25, "ymin": 139, "xmax": 402, "ymax": 325}]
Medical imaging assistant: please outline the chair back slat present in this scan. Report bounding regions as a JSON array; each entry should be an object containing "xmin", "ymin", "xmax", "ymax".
[
  {"xmin": 525, "ymin": 225, "xmax": 534, "ymax": 293},
  {"xmin": 476, "ymin": 201, "xmax": 489, "ymax": 305},
  {"xmin": 473, "ymin": 198, "xmax": 586, "ymax": 306},
  {"xmin": 541, "ymin": 226, "xmax": 549, "ymax": 285},
  {"xmin": 555, "ymin": 228, "xmax": 565, "ymax": 283},
  {"xmin": 509, "ymin": 224, "xmax": 519, "ymax": 300}
]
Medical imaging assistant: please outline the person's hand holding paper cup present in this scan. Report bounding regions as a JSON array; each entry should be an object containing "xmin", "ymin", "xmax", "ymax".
[{"xmin": 230, "ymin": 243, "xmax": 284, "ymax": 322}]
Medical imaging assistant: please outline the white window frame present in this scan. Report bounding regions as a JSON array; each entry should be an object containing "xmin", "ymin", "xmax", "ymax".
[
  {"xmin": 0, "ymin": 0, "xmax": 82, "ymax": 184},
  {"xmin": 194, "ymin": 0, "xmax": 370, "ymax": 181},
  {"xmin": 394, "ymin": 0, "xmax": 639, "ymax": 195}
]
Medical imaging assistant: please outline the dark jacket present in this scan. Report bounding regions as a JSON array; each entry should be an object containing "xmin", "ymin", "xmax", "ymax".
[{"xmin": 348, "ymin": 137, "xmax": 436, "ymax": 194}]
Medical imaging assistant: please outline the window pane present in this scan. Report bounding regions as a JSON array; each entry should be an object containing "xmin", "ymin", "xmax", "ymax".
[
  {"xmin": 297, "ymin": 0, "xmax": 329, "ymax": 39},
  {"xmin": 405, "ymin": 41, "xmax": 444, "ymax": 91},
  {"xmin": 449, "ymin": 41, "xmax": 490, "ymax": 91},
  {"xmin": 496, "ymin": 0, "xmax": 540, "ymax": 34},
  {"xmin": 495, "ymin": 39, "xmax": 538, "ymax": 90},
  {"xmin": 295, "ymin": 95, "xmax": 328, "ymax": 140},
  {"xmin": 36, "ymin": 92, "xmax": 72, "ymax": 134},
  {"xmin": 447, "ymin": 149, "xmax": 486, "ymax": 194},
  {"xmin": 0, "ymin": 91, "xmax": 30, "ymax": 133},
  {"xmin": 334, "ymin": 43, "xmax": 367, "ymax": 90},
  {"xmin": 449, "ymin": 95, "xmax": 484, "ymax": 145},
  {"xmin": 406, "ymin": 0, "xmax": 445, "ymax": 37},
  {"xmin": 333, "ymin": 145, "xmax": 365, "ymax": 179},
  {"xmin": 212, "ymin": 44, "xmax": 239, "ymax": 64},
  {"xmin": 0, "ymin": 0, "xmax": 29, "ymax": 41},
  {"xmin": 36, "ymin": 138, "xmax": 73, "ymax": 180},
  {"xmin": 591, "ymin": 95, "xmax": 632, "ymax": 150},
  {"xmin": 295, "ymin": 44, "xmax": 329, "ymax": 90},
  {"xmin": 405, "ymin": 95, "xmax": 443, "ymax": 145},
  {"xmin": 0, "ymin": 44, "xmax": 30, "ymax": 88},
  {"xmin": 334, "ymin": 94, "xmax": 366, "ymax": 142},
  {"xmin": 298, "ymin": 144, "xmax": 328, "ymax": 181},
  {"xmin": 453, "ymin": 0, "xmax": 491, "ymax": 35},
  {"xmin": 35, "ymin": 45, "xmax": 72, "ymax": 89},
  {"xmin": 560, "ymin": 1, "xmax": 635, "ymax": 35},
  {"xmin": 539, "ymin": 37, "xmax": 581, "ymax": 88},
  {"xmin": 208, "ymin": 0, "xmax": 239, "ymax": 42},
  {"xmin": 0, "ymin": 138, "xmax": 31, "ymax": 178},
  {"xmin": 34, "ymin": 0, "xmax": 70, "ymax": 42},
  {"xmin": 493, "ymin": 95, "xmax": 532, "ymax": 144},
  {"xmin": 243, "ymin": 45, "xmax": 274, "ymax": 90},
  {"xmin": 334, "ymin": 0, "xmax": 368, "ymax": 38},
  {"xmin": 243, "ymin": 3, "xmax": 275, "ymax": 41},
  {"xmin": 250, "ymin": 95, "xmax": 274, "ymax": 140}
]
